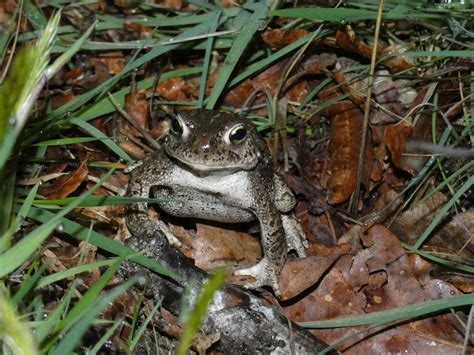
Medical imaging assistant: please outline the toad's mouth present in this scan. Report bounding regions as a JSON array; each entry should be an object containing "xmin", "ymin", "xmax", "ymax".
[{"xmin": 166, "ymin": 152, "xmax": 257, "ymax": 173}]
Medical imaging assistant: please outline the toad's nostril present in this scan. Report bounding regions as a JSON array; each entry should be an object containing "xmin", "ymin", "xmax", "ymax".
[{"xmin": 201, "ymin": 143, "xmax": 210, "ymax": 152}]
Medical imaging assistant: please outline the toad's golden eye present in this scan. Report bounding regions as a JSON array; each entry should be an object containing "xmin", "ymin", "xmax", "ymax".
[
  {"xmin": 228, "ymin": 124, "xmax": 247, "ymax": 145},
  {"xmin": 170, "ymin": 115, "xmax": 184, "ymax": 136}
]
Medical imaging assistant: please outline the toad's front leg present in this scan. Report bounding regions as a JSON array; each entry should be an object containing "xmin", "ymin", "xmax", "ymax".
[
  {"xmin": 126, "ymin": 156, "xmax": 181, "ymax": 248},
  {"xmin": 235, "ymin": 191, "xmax": 287, "ymax": 297}
]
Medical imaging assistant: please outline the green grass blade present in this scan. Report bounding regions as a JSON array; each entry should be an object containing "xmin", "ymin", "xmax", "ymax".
[
  {"xmin": 70, "ymin": 118, "xmax": 132, "ymax": 163},
  {"xmin": 87, "ymin": 318, "xmax": 123, "ymax": 355},
  {"xmin": 403, "ymin": 50, "xmax": 474, "ymax": 58},
  {"xmin": 45, "ymin": 17, "xmax": 219, "ymax": 122},
  {"xmin": 33, "ymin": 137, "xmax": 108, "ymax": 146},
  {"xmin": 206, "ymin": 4, "xmax": 269, "ymax": 109},
  {"xmin": 29, "ymin": 196, "xmax": 167, "ymax": 207},
  {"xmin": 26, "ymin": 206, "xmax": 181, "ymax": 282},
  {"xmin": 0, "ymin": 219, "xmax": 59, "ymax": 278},
  {"xmin": 198, "ymin": 12, "xmax": 221, "ymax": 108},
  {"xmin": 35, "ymin": 281, "xmax": 77, "ymax": 344},
  {"xmin": 0, "ymin": 11, "xmax": 60, "ymax": 170},
  {"xmin": 299, "ymin": 293, "xmax": 474, "ymax": 328},
  {"xmin": 41, "ymin": 258, "xmax": 128, "ymax": 352},
  {"xmin": 11, "ymin": 263, "xmax": 47, "ymax": 305},
  {"xmin": 50, "ymin": 277, "xmax": 138, "ymax": 355},
  {"xmin": 413, "ymin": 175, "xmax": 474, "ymax": 250},
  {"xmin": 403, "ymin": 244, "xmax": 474, "ymax": 273},
  {"xmin": 36, "ymin": 258, "xmax": 118, "ymax": 289},
  {"xmin": 0, "ymin": 182, "xmax": 40, "ymax": 252},
  {"xmin": 74, "ymin": 67, "xmax": 202, "ymax": 123},
  {"xmin": 271, "ymin": 7, "xmax": 442, "ymax": 21},
  {"xmin": 129, "ymin": 300, "xmax": 161, "ymax": 351},
  {"xmin": 46, "ymin": 19, "xmax": 96, "ymax": 79},
  {"xmin": 176, "ymin": 268, "xmax": 227, "ymax": 355},
  {"xmin": 0, "ymin": 169, "xmax": 114, "ymax": 278}
]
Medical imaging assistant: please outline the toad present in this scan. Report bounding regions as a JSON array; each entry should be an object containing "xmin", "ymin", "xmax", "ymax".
[{"xmin": 126, "ymin": 109, "xmax": 307, "ymax": 296}]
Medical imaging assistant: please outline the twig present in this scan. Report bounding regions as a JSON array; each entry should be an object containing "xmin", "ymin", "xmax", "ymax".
[
  {"xmin": 107, "ymin": 92, "xmax": 161, "ymax": 151},
  {"xmin": 350, "ymin": 0, "xmax": 384, "ymax": 215}
]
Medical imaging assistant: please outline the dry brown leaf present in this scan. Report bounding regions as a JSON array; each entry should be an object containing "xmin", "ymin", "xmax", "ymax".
[
  {"xmin": 284, "ymin": 224, "xmax": 465, "ymax": 352},
  {"xmin": 431, "ymin": 211, "xmax": 474, "ymax": 259},
  {"xmin": 320, "ymin": 97, "xmax": 374, "ymax": 204},
  {"xmin": 391, "ymin": 191, "xmax": 447, "ymax": 244},
  {"xmin": 192, "ymin": 223, "xmax": 262, "ymax": 271},
  {"xmin": 261, "ymin": 27, "xmax": 309, "ymax": 49},
  {"xmin": 39, "ymin": 158, "xmax": 89, "ymax": 199},
  {"xmin": 97, "ymin": 51, "xmax": 126, "ymax": 75},
  {"xmin": 385, "ymin": 123, "xmax": 414, "ymax": 173},
  {"xmin": 155, "ymin": 76, "xmax": 189, "ymax": 102},
  {"xmin": 123, "ymin": 88, "xmax": 149, "ymax": 136},
  {"xmin": 279, "ymin": 254, "xmax": 341, "ymax": 300}
]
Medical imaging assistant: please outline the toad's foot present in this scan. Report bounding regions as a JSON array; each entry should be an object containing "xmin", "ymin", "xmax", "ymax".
[
  {"xmin": 234, "ymin": 258, "xmax": 282, "ymax": 297},
  {"xmin": 281, "ymin": 214, "xmax": 308, "ymax": 258}
]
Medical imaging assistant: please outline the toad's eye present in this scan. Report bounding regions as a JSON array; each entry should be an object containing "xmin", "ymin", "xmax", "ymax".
[
  {"xmin": 227, "ymin": 124, "xmax": 247, "ymax": 145},
  {"xmin": 170, "ymin": 115, "xmax": 185, "ymax": 136}
]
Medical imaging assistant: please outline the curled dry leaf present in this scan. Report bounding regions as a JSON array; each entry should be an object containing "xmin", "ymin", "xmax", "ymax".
[
  {"xmin": 39, "ymin": 158, "xmax": 89, "ymax": 199},
  {"xmin": 221, "ymin": 55, "xmax": 327, "ymax": 109},
  {"xmin": 320, "ymin": 95, "xmax": 374, "ymax": 204},
  {"xmin": 385, "ymin": 123, "xmax": 414, "ymax": 173}
]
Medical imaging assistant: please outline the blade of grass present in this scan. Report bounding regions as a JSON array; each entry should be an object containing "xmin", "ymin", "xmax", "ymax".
[
  {"xmin": 26, "ymin": 206, "xmax": 181, "ymax": 282},
  {"xmin": 34, "ymin": 137, "xmax": 110, "ymax": 146},
  {"xmin": 0, "ymin": 182, "xmax": 40, "ymax": 252},
  {"xmin": 129, "ymin": 299, "xmax": 162, "ymax": 351},
  {"xmin": 413, "ymin": 175, "xmax": 474, "ymax": 250},
  {"xmin": 42, "ymin": 257, "xmax": 129, "ymax": 352},
  {"xmin": 86, "ymin": 318, "xmax": 123, "ymax": 355},
  {"xmin": 28, "ymin": 196, "xmax": 168, "ymax": 208},
  {"xmin": 197, "ymin": 11, "xmax": 221, "ymax": 108},
  {"xmin": 46, "ymin": 19, "xmax": 96, "ymax": 80},
  {"xmin": 11, "ymin": 262, "xmax": 46, "ymax": 305},
  {"xmin": 70, "ymin": 118, "xmax": 132, "ymax": 163},
  {"xmin": 50, "ymin": 277, "xmax": 138, "ymax": 355},
  {"xmin": 270, "ymin": 7, "xmax": 442, "ymax": 21},
  {"xmin": 74, "ymin": 67, "xmax": 202, "ymax": 123},
  {"xmin": 206, "ymin": 3, "xmax": 269, "ymax": 109},
  {"xmin": 299, "ymin": 293, "xmax": 474, "ymax": 328},
  {"xmin": 0, "ymin": 11, "xmax": 60, "ymax": 168},
  {"xmin": 36, "ymin": 258, "xmax": 118, "ymax": 289},
  {"xmin": 176, "ymin": 268, "xmax": 227, "ymax": 355},
  {"xmin": 403, "ymin": 244, "xmax": 474, "ymax": 273},
  {"xmin": 0, "ymin": 169, "xmax": 114, "ymax": 278},
  {"xmin": 44, "ymin": 14, "xmax": 221, "ymax": 123},
  {"xmin": 35, "ymin": 280, "xmax": 78, "ymax": 344},
  {"xmin": 228, "ymin": 29, "xmax": 330, "ymax": 89}
]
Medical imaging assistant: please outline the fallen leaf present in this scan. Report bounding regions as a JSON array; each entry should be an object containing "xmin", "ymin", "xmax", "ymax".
[
  {"xmin": 261, "ymin": 27, "xmax": 309, "ymax": 49},
  {"xmin": 279, "ymin": 254, "xmax": 342, "ymax": 300},
  {"xmin": 192, "ymin": 223, "xmax": 262, "ymax": 271},
  {"xmin": 284, "ymin": 224, "xmax": 465, "ymax": 352},
  {"xmin": 39, "ymin": 158, "xmax": 89, "ymax": 199}
]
